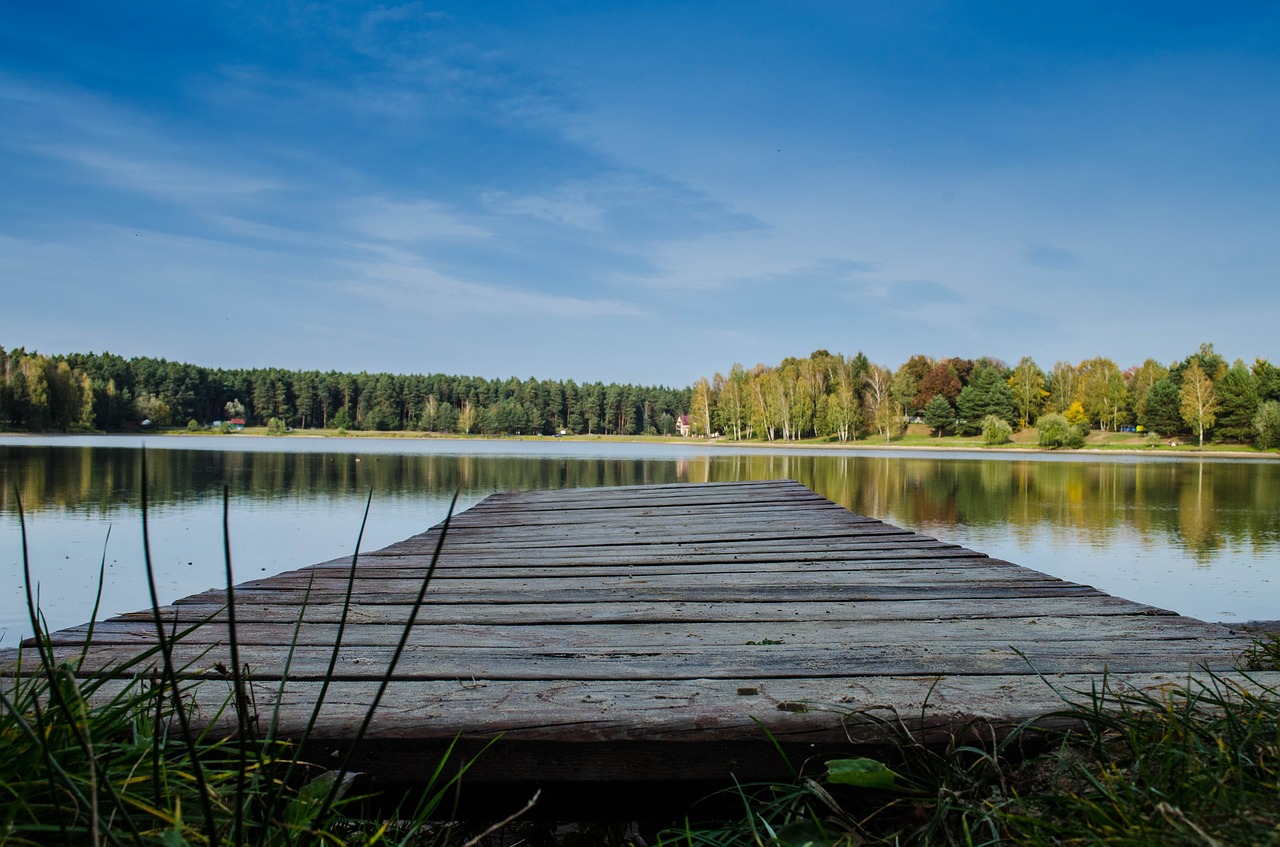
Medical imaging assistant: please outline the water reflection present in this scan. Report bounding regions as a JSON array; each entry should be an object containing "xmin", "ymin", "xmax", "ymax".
[
  {"xmin": 0, "ymin": 444, "xmax": 695, "ymax": 515},
  {"xmin": 4, "ymin": 445, "xmax": 1279, "ymax": 563},
  {"xmin": 1, "ymin": 440, "xmax": 1278, "ymax": 635},
  {"xmin": 672, "ymin": 453, "xmax": 1280, "ymax": 565}
]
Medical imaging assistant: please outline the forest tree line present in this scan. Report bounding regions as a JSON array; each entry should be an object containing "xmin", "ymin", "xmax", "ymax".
[
  {"xmin": 689, "ymin": 344, "xmax": 1280, "ymax": 448},
  {"xmin": 3, "ymin": 342, "xmax": 1279, "ymax": 448},
  {"xmin": 0, "ymin": 346, "xmax": 691, "ymax": 437}
]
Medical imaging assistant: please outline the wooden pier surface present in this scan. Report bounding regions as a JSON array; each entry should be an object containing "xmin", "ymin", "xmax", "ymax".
[{"xmin": 3, "ymin": 480, "xmax": 1266, "ymax": 803}]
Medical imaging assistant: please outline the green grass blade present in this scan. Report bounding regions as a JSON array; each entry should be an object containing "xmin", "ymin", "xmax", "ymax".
[
  {"xmin": 139, "ymin": 447, "xmax": 219, "ymax": 842},
  {"xmin": 317, "ymin": 493, "xmax": 460, "ymax": 826}
]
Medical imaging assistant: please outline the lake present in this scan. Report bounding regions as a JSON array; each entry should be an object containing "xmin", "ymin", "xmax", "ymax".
[{"xmin": 2, "ymin": 434, "xmax": 1277, "ymax": 646}]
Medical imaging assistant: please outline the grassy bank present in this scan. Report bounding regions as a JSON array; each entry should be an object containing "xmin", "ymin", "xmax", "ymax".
[{"xmin": 127, "ymin": 424, "xmax": 1280, "ymax": 459}]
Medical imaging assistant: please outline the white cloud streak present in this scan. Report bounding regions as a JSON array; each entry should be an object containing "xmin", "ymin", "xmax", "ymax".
[
  {"xmin": 0, "ymin": 76, "xmax": 284, "ymax": 205},
  {"xmin": 352, "ymin": 198, "xmax": 492, "ymax": 242},
  {"xmin": 347, "ymin": 260, "xmax": 645, "ymax": 319}
]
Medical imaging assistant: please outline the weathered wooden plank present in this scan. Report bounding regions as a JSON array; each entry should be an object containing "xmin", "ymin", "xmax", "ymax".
[
  {"xmin": 398, "ymin": 515, "xmax": 901, "ymax": 537},
  {"xmin": 342, "ymin": 542, "xmax": 980, "ymax": 563},
  {"xmin": 102, "ymin": 594, "xmax": 1183, "ymax": 627},
  {"xmin": 173, "ymin": 581, "xmax": 1105, "ymax": 608},
  {"xmin": 51, "ymin": 615, "xmax": 1236, "ymax": 650},
  {"xmin": 379, "ymin": 529, "xmax": 915, "ymax": 554},
  {"xmin": 365, "ymin": 547, "xmax": 977, "ymax": 568},
  {"xmin": 59, "ymin": 671, "xmax": 1280, "ymax": 748},
  {"xmin": 433, "ymin": 514, "xmax": 883, "ymax": 536},
  {"xmin": 436, "ymin": 499, "xmax": 854, "ymax": 525},
  {"xmin": 444, "ymin": 487, "xmax": 826, "ymax": 517},
  {"xmin": 469, "ymin": 480, "xmax": 811, "ymax": 503},
  {"xmin": 356, "ymin": 537, "xmax": 979, "ymax": 563},
  {"xmin": 21, "ymin": 637, "xmax": 1247, "ymax": 681},
  {"xmin": 295, "ymin": 556, "xmax": 997, "ymax": 581},
  {"xmin": 222, "ymin": 562, "xmax": 1048, "ymax": 594}
]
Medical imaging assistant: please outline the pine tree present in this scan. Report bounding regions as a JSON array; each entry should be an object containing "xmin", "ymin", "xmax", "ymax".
[
  {"xmin": 923, "ymin": 394, "xmax": 954, "ymax": 437},
  {"xmin": 1215, "ymin": 362, "xmax": 1258, "ymax": 442}
]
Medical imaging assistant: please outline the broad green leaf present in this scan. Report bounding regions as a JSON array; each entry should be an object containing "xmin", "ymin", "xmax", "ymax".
[{"xmin": 825, "ymin": 757, "xmax": 902, "ymax": 790}]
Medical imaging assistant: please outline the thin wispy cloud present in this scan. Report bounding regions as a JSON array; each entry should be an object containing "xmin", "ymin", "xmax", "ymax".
[
  {"xmin": 1, "ymin": 79, "xmax": 279, "ymax": 198},
  {"xmin": 485, "ymin": 185, "xmax": 608, "ymax": 232},
  {"xmin": 353, "ymin": 199, "xmax": 492, "ymax": 242},
  {"xmin": 348, "ymin": 260, "xmax": 645, "ymax": 320}
]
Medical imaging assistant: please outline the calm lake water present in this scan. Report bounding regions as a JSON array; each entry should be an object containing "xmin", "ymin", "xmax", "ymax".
[{"xmin": 2, "ymin": 434, "xmax": 1278, "ymax": 646}]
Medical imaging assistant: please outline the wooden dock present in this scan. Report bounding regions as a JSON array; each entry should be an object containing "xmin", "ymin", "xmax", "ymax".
[{"xmin": 3, "ymin": 480, "xmax": 1265, "ymax": 815}]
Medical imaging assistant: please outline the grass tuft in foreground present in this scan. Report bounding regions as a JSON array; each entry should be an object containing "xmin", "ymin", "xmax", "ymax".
[
  {"xmin": 662, "ymin": 654, "xmax": 1280, "ymax": 847},
  {"xmin": 1, "ymin": 470, "xmax": 495, "ymax": 846}
]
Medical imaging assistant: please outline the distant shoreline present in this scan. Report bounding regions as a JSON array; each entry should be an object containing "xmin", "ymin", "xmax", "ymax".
[
  {"xmin": 3, "ymin": 428, "xmax": 1276, "ymax": 460},
  {"xmin": 691, "ymin": 436, "xmax": 1275, "ymax": 461}
]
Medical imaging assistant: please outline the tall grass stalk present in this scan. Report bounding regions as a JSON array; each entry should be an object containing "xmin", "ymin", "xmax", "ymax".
[
  {"xmin": 315, "ymin": 493, "xmax": 462, "ymax": 825},
  {"xmin": 140, "ymin": 449, "xmax": 220, "ymax": 839}
]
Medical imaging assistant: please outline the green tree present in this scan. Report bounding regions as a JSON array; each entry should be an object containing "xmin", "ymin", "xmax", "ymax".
[
  {"xmin": 251, "ymin": 372, "xmax": 277, "ymax": 425},
  {"xmin": 80, "ymin": 375, "xmax": 125, "ymax": 430},
  {"xmin": 1253, "ymin": 400, "xmax": 1280, "ymax": 449},
  {"xmin": 420, "ymin": 394, "xmax": 440, "ymax": 431},
  {"xmin": 981, "ymin": 414, "xmax": 1013, "ymax": 445},
  {"xmin": 1046, "ymin": 361, "xmax": 1079, "ymax": 413},
  {"xmin": 17, "ymin": 355, "xmax": 50, "ymax": 430},
  {"xmin": 456, "ymin": 400, "xmax": 477, "ymax": 434},
  {"xmin": 863, "ymin": 364, "xmax": 898, "ymax": 442},
  {"xmin": 76, "ymin": 371, "xmax": 95, "ymax": 430},
  {"xmin": 1254, "ymin": 358, "xmax": 1280, "ymax": 403},
  {"xmin": 1180, "ymin": 362, "xmax": 1218, "ymax": 447},
  {"xmin": 713, "ymin": 365, "xmax": 748, "ymax": 440},
  {"xmin": 1008, "ymin": 356, "xmax": 1047, "ymax": 428},
  {"xmin": 955, "ymin": 366, "xmax": 1017, "ymax": 435},
  {"xmin": 826, "ymin": 382, "xmax": 860, "ymax": 441},
  {"xmin": 689, "ymin": 377, "xmax": 714, "ymax": 437},
  {"xmin": 47, "ymin": 360, "xmax": 81, "ymax": 432},
  {"xmin": 1144, "ymin": 377, "xmax": 1184, "ymax": 435},
  {"xmin": 891, "ymin": 355, "xmax": 930, "ymax": 417},
  {"xmin": 134, "ymin": 393, "xmax": 171, "ymax": 426},
  {"xmin": 1180, "ymin": 342, "xmax": 1227, "ymax": 383},
  {"xmin": 922, "ymin": 394, "xmax": 954, "ymax": 437},
  {"xmin": 435, "ymin": 401, "xmax": 458, "ymax": 433},
  {"xmin": 748, "ymin": 366, "xmax": 780, "ymax": 441},
  {"xmin": 1077, "ymin": 357, "xmax": 1127, "ymax": 431},
  {"xmin": 1214, "ymin": 361, "xmax": 1259, "ymax": 443},
  {"xmin": 293, "ymin": 371, "xmax": 319, "ymax": 429},
  {"xmin": 1036, "ymin": 413, "xmax": 1085, "ymax": 449},
  {"xmin": 1127, "ymin": 359, "xmax": 1169, "ymax": 429}
]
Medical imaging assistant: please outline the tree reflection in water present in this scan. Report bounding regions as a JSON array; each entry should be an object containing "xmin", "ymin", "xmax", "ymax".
[{"xmin": 2, "ymin": 441, "xmax": 1277, "ymax": 627}]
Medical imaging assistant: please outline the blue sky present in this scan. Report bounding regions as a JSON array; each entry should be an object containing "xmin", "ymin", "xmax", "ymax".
[{"xmin": 2, "ymin": 2, "xmax": 1278, "ymax": 385}]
